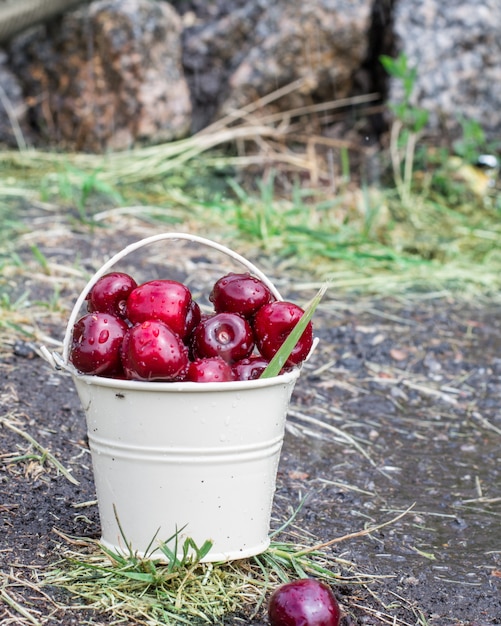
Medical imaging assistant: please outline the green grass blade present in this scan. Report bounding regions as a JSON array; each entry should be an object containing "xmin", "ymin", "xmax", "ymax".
[
  {"xmin": 193, "ymin": 539, "xmax": 214, "ymax": 562},
  {"xmin": 269, "ymin": 495, "xmax": 308, "ymax": 538},
  {"xmin": 260, "ymin": 283, "xmax": 328, "ymax": 379},
  {"xmin": 113, "ymin": 570, "xmax": 158, "ymax": 583},
  {"xmin": 98, "ymin": 543, "xmax": 129, "ymax": 566}
]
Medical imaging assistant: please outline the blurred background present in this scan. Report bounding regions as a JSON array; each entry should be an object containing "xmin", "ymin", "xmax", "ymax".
[{"xmin": 1, "ymin": 0, "xmax": 500, "ymax": 294}]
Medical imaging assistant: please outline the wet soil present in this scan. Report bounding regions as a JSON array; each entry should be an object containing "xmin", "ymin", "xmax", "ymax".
[{"xmin": 1, "ymin": 208, "xmax": 501, "ymax": 625}]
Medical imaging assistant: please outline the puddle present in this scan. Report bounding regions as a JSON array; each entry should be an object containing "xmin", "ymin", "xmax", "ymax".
[
  {"xmin": 279, "ymin": 406, "xmax": 501, "ymax": 592},
  {"xmin": 273, "ymin": 300, "xmax": 501, "ymax": 622}
]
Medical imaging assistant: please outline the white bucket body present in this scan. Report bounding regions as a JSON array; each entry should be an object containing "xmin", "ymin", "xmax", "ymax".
[{"xmin": 73, "ymin": 369, "xmax": 299, "ymax": 562}]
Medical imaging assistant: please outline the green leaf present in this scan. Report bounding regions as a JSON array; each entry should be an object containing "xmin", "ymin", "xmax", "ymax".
[
  {"xmin": 260, "ymin": 283, "xmax": 328, "ymax": 379},
  {"xmin": 379, "ymin": 54, "xmax": 400, "ymax": 77},
  {"xmin": 412, "ymin": 108, "xmax": 430, "ymax": 133}
]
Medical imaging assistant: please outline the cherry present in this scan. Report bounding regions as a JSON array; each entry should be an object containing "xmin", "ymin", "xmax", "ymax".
[
  {"xmin": 232, "ymin": 355, "xmax": 270, "ymax": 381},
  {"xmin": 86, "ymin": 272, "xmax": 137, "ymax": 319},
  {"xmin": 70, "ymin": 270, "xmax": 315, "ymax": 382},
  {"xmin": 186, "ymin": 356, "xmax": 235, "ymax": 382},
  {"xmin": 121, "ymin": 319, "xmax": 189, "ymax": 381},
  {"xmin": 190, "ymin": 312, "xmax": 254, "ymax": 363},
  {"xmin": 70, "ymin": 312, "xmax": 128, "ymax": 376},
  {"xmin": 253, "ymin": 301, "xmax": 313, "ymax": 367},
  {"xmin": 184, "ymin": 299, "xmax": 202, "ymax": 341},
  {"xmin": 126, "ymin": 279, "xmax": 193, "ymax": 339},
  {"xmin": 268, "ymin": 579, "xmax": 341, "ymax": 626},
  {"xmin": 210, "ymin": 272, "xmax": 273, "ymax": 319}
]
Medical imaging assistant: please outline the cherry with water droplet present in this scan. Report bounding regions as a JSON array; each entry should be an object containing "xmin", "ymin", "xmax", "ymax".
[
  {"xmin": 126, "ymin": 279, "xmax": 194, "ymax": 339},
  {"xmin": 86, "ymin": 272, "xmax": 137, "ymax": 319},
  {"xmin": 232, "ymin": 355, "xmax": 270, "ymax": 380},
  {"xmin": 186, "ymin": 356, "xmax": 235, "ymax": 382},
  {"xmin": 121, "ymin": 320, "xmax": 189, "ymax": 381},
  {"xmin": 190, "ymin": 312, "xmax": 254, "ymax": 363},
  {"xmin": 253, "ymin": 301, "xmax": 313, "ymax": 367},
  {"xmin": 209, "ymin": 272, "xmax": 273, "ymax": 319},
  {"xmin": 70, "ymin": 313, "xmax": 128, "ymax": 376}
]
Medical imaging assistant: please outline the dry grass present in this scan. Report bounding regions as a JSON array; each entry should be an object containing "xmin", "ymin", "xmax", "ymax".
[
  {"xmin": 1, "ymin": 80, "xmax": 500, "ymax": 300},
  {"xmin": 0, "ymin": 79, "xmax": 379, "ymax": 186},
  {"xmin": 41, "ymin": 507, "xmax": 414, "ymax": 626},
  {"xmin": 0, "ymin": 411, "xmax": 79, "ymax": 485}
]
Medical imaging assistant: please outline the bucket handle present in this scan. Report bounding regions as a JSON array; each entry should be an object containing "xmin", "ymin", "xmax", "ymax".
[{"xmin": 45, "ymin": 233, "xmax": 284, "ymax": 369}]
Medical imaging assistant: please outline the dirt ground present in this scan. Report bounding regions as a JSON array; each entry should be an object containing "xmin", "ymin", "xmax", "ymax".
[{"xmin": 1, "ymin": 206, "xmax": 501, "ymax": 625}]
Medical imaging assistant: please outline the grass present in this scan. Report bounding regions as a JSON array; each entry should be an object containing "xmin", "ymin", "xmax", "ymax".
[
  {"xmin": 0, "ymin": 77, "xmax": 499, "ymax": 303},
  {"xmin": 9, "ymin": 170, "xmax": 501, "ymax": 299},
  {"xmin": 42, "ymin": 506, "xmax": 413, "ymax": 625},
  {"xmin": 3, "ymin": 158, "xmax": 500, "ymax": 301},
  {"xmin": 0, "ymin": 412, "xmax": 79, "ymax": 485}
]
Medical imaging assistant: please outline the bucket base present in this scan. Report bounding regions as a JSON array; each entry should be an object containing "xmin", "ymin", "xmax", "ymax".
[{"xmin": 99, "ymin": 536, "xmax": 271, "ymax": 564}]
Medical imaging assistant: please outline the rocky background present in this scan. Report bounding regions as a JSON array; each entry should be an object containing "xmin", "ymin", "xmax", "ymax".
[{"xmin": 0, "ymin": 0, "xmax": 500, "ymax": 152}]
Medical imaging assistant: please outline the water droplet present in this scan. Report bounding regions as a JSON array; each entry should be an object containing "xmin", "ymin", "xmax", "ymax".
[{"xmin": 98, "ymin": 329, "xmax": 109, "ymax": 344}]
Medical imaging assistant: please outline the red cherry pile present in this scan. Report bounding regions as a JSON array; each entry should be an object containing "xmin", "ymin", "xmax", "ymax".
[{"xmin": 69, "ymin": 271, "xmax": 313, "ymax": 382}]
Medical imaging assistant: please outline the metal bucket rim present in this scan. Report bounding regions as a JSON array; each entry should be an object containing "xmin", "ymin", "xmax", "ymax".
[{"xmin": 69, "ymin": 361, "xmax": 301, "ymax": 392}]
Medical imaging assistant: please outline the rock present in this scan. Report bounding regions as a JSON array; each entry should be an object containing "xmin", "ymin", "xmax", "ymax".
[
  {"xmin": 219, "ymin": 0, "xmax": 374, "ymax": 119},
  {"xmin": 8, "ymin": 0, "xmax": 192, "ymax": 151},
  {"xmin": 2, "ymin": 0, "xmax": 501, "ymax": 150},
  {"xmin": 181, "ymin": 0, "xmax": 267, "ymax": 131},
  {"xmin": 179, "ymin": 0, "xmax": 375, "ymax": 132},
  {"xmin": 0, "ymin": 49, "xmax": 30, "ymax": 147},
  {"xmin": 389, "ymin": 0, "xmax": 501, "ymax": 143}
]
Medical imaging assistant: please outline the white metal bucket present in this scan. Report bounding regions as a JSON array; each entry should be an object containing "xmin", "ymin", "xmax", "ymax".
[
  {"xmin": 73, "ymin": 369, "xmax": 299, "ymax": 561},
  {"xmin": 42, "ymin": 233, "xmax": 307, "ymax": 562}
]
